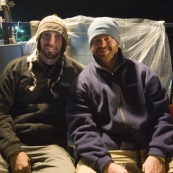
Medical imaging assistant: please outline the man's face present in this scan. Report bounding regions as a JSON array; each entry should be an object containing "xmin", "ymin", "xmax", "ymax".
[
  {"xmin": 39, "ymin": 31, "xmax": 63, "ymax": 60},
  {"xmin": 91, "ymin": 34, "xmax": 119, "ymax": 63}
]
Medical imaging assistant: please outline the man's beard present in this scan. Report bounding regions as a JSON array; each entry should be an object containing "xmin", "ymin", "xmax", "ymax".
[{"xmin": 41, "ymin": 45, "xmax": 62, "ymax": 60}]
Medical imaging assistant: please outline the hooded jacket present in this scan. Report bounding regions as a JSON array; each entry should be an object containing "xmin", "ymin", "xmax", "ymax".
[
  {"xmin": 66, "ymin": 49, "xmax": 173, "ymax": 173},
  {"xmin": 0, "ymin": 50, "xmax": 83, "ymax": 160}
]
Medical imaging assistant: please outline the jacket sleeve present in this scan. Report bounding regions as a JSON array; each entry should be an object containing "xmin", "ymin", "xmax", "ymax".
[
  {"xmin": 66, "ymin": 82, "xmax": 113, "ymax": 173},
  {"xmin": 0, "ymin": 62, "xmax": 22, "ymax": 160},
  {"xmin": 144, "ymin": 68, "xmax": 173, "ymax": 157}
]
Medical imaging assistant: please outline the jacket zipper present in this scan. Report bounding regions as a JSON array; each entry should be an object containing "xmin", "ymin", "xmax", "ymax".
[
  {"xmin": 115, "ymin": 84, "xmax": 127, "ymax": 127},
  {"xmin": 47, "ymin": 64, "xmax": 57, "ymax": 88},
  {"xmin": 98, "ymin": 67, "xmax": 127, "ymax": 127}
]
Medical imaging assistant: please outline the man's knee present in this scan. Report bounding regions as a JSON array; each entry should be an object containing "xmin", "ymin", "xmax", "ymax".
[
  {"xmin": 166, "ymin": 154, "xmax": 173, "ymax": 173},
  {"xmin": 75, "ymin": 160, "xmax": 97, "ymax": 173}
]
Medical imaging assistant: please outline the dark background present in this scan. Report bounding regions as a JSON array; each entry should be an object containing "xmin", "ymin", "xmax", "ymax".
[{"xmin": 9, "ymin": 0, "xmax": 173, "ymax": 23}]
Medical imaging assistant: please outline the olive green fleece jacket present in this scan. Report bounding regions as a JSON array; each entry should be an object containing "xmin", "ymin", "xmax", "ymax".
[{"xmin": 0, "ymin": 51, "xmax": 84, "ymax": 160}]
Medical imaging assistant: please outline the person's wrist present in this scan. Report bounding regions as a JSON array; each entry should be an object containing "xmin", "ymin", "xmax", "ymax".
[
  {"xmin": 103, "ymin": 161, "xmax": 113, "ymax": 173},
  {"xmin": 149, "ymin": 155, "xmax": 165, "ymax": 162},
  {"xmin": 9, "ymin": 151, "xmax": 22, "ymax": 160}
]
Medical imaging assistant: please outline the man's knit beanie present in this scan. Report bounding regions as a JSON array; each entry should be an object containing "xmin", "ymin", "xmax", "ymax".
[
  {"xmin": 88, "ymin": 17, "xmax": 120, "ymax": 47},
  {"xmin": 35, "ymin": 14, "xmax": 68, "ymax": 43}
]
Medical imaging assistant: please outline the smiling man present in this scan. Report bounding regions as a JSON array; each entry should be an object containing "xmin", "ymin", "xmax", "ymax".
[
  {"xmin": 0, "ymin": 14, "xmax": 83, "ymax": 173},
  {"xmin": 40, "ymin": 31, "xmax": 63, "ymax": 61},
  {"xmin": 66, "ymin": 17, "xmax": 173, "ymax": 173}
]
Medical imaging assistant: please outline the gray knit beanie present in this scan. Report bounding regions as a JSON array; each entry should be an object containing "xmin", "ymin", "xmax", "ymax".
[
  {"xmin": 36, "ymin": 15, "xmax": 68, "ymax": 43},
  {"xmin": 88, "ymin": 17, "xmax": 120, "ymax": 47}
]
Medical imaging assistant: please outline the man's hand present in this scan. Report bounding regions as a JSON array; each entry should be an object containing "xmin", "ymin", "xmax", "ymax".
[
  {"xmin": 142, "ymin": 155, "xmax": 165, "ymax": 173},
  {"xmin": 103, "ymin": 162, "xmax": 128, "ymax": 173},
  {"xmin": 10, "ymin": 151, "xmax": 31, "ymax": 173}
]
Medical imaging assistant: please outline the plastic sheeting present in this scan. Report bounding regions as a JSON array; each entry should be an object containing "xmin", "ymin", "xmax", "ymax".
[{"xmin": 24, "ymin": 15, "xmax": 172, "ymax": 97}]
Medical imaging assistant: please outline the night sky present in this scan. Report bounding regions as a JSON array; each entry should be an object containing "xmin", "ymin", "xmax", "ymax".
[{"xmin": 7, "ymin": 0, "xmax": 173, "ymax": 23}]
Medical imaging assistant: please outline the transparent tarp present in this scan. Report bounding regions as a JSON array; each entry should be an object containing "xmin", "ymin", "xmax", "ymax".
[{"xmin": 25, "ymin": 15, "xmax": 172, "ymax": 97}]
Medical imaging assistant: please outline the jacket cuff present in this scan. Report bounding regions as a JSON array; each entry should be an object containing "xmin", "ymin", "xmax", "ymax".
[
  {"xmin": 2, "ymin": 142, "xmax": 22, "ymax": 161},
  {"xmin": 149, "ymin": 147, "xmax": 166, "ymax": 156},
  {"xmin": 95, "ymin": 155, "xmax": 113, "ymax": 173}
]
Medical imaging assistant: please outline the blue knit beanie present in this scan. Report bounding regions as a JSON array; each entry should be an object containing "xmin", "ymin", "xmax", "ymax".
[{"xmin": 88, "ymin": 17, "xmax": 120, "ymax": 47}]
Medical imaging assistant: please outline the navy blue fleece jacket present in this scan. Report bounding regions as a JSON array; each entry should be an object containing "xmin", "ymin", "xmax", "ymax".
[{"xmin": 66, "ymin": 50, "xmax": 173, "ymax": 173}]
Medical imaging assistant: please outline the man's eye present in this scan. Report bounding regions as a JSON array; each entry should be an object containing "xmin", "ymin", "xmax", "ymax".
[
  {"xmin": 93, "ymin": 40, "xmax": 99, "ymax": 43},
  {"xmin": 105, "ymin": 37, "xmax": 112, "ymax": 41},
  {"xmin": 56, "ymin": 35, "xmax": 61, "ymax": 39},
  {"xmin": 43, "ymin": 33, "xmax": 49, "ymax": 37},
  {"xmin": 105, "ymin": 38, "xmax": 109, "ymax": 41},
  {"xmin": 105, "ymin": 37, "xmax": 110, "ymax": 41}
]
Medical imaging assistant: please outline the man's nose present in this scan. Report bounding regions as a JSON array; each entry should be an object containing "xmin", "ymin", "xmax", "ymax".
[
  {"xmin": 49, "ymin": 34, "xmax": 56, "ymax": 44},
  {"xmin": 100, "ymin": 39, "xmax": 107, "ymax": 47}
]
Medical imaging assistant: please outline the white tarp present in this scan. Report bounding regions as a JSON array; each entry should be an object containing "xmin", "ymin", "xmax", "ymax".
[{"xmin": 25, "ymin": 15, "xmax": 173, "ymax": 96}]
